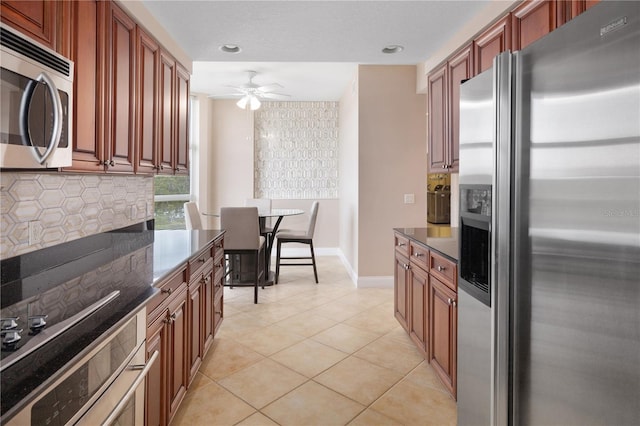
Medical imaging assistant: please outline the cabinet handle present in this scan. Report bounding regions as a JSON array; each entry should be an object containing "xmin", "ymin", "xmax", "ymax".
[
  {"xmin": 175, "ymin": 167, "xmax": 181, "ymax": 172},
  {"xmin": 202, "ymin": 275, "xmax": 211, "ymax": 284},
  {"xmin": 215, "ymin": 310, "xmax": 222, "ymax": 315},
  {"xmin": 161, "ymin": 288, "xmax": 173, "ymax": 295},
  {"xmin": 163, "ymin": 312, "xmax": 177, "ymax": 324},
  {"xmin": 452, "ymin": 300, "xmax": 457, "ymax": 307},
  {"xmin": 403, "ymin": 264, "xmax": 410, "ymax": 270},
  {"xmin": 447, "ymin": 298, "xmax": 453, "ymax": 305},
  {"xmin": 198, "ymin": 257, "xmax": 206, "ymax": 263},
  {"xmin": 414, "ymin": 252, "xmax": 424, "ymax": 257},
  {"xmin": 437, "ymin": 266, "xmax": 445, "ymax": 272},
  {"xmin": 398, "ymin": 243, "xmax": 406, "ymax": 247},
  {"xmin": 109, "ymin": 160, "xmax": 115, "ymax": 167}
]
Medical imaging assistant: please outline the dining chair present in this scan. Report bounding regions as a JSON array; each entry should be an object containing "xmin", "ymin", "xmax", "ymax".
[
  {"xmin": 275, "ymin": 201, "xmax": 319, "ymax": 284},
  {"xmin": 184, "ymin": 201, "xmax": 203, "ymax": 230},
  {"xmin": 245, "ymin": 198, "xmax": 273, "ymax": 233},
  {"xmin": 221, "ymin": 207, "xmax": 266, "ymax": 303}
]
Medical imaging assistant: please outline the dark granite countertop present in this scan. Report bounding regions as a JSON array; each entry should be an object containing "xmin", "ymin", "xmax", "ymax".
[
  {"xmin": 393, "ymin": 226, "xmax": 459, "ymax": 262},
  {"xmin": 0, "ymin": 222, "xmax": 224, "ymax": 421}
]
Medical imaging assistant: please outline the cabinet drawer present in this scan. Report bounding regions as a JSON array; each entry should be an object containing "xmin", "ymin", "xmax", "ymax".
[
  {"xmin": 394, "ymin": 233, "xmax": 410, "ymax": 258},
  {"xmin": 189, "ymin": 245, "xmax": 213, "ymax": 277},
  {"xmin": 190, "ymin": 258, "xmax": 213, "ymax": 286},
  {"xmin": 429, "ymin": 251, "xmax": 457, "ymax": 291},
  {"xmin": 147, "ymin": 267, "xmax": 187, "ymax": 319},
  {"xmin": 213, "ymin": 237, "xmax": 224, "ymax": 262},
  {"xmin": 409, "ymin": 241, "xmax": 430, "ymax": 272}
]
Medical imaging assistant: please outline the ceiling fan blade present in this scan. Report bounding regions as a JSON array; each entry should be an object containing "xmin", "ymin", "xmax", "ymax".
[
  {"xmin": 258, "ymin": 92, "xmax": 290, "ymax": 99},
  {"xmin": 207, "ymin": 93, "xmax": 243, "ymax": 98},
  {"xmin": 256, "ymin": 83, "xmax": 283, "ymax": 92}
]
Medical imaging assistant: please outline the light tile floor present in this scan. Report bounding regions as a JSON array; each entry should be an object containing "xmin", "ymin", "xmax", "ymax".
[{"xmin": 172, "ymin": 256, "xmax": 457, "ymax": 426}]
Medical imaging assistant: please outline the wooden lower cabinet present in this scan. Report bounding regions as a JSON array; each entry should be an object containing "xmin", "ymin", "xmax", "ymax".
[
  {"xmin": 394, "ymin": 252, "xmax": 410, "ymax": 331},
  {"xmin": 146, "ymin": 235, "xmax": 224, "ymax": 426},
  {"xmin": 146, "ymin": 282, "xmax": 188, "ymax": 426},
  {"xmin": 409, "ymin": 263, "xmax": 428, "ymax": 356},
  {"xmin": 430, "ymin": 276, "xmax": 458, "ymax": 397},
  {"xmin": 393, "ymin": 232, "xmax": 458, "ymax": 399}
]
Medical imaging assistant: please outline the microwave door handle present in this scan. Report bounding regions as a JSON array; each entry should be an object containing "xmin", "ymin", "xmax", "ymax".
[{"xmin": 18, "ymin": 72, "xmax": 63, "ymax": 165}]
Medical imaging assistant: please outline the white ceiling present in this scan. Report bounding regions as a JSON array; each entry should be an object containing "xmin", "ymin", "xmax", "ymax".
[{"xmin": 142, "ymin": 1, "xmax": 490, "ymax": 100}]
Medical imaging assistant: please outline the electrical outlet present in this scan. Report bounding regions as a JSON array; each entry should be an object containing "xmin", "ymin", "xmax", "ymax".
[
  {"xmin": 28, "ymin": 221, "xmax": 43, "ymax": 245},
  {"xmin": 404, "ymin": 194, "xmax": 415, "ymax": 204}
]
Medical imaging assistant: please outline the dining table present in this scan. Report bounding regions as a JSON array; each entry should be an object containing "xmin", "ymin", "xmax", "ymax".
[{"xmin": 205, "ymin": 208, "xmax": 304, "ymax": 286}]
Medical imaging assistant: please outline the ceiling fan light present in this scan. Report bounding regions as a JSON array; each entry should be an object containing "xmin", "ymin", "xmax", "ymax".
[
  {"xmin": 249, "ymin": 96, "xmax": 261, "ymax": 110},
  {"xmin": 236, "ymin": 96, "xmax": 249, "ymax": 109}
]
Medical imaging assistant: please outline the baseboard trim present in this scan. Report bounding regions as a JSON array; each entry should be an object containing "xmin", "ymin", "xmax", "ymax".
[{"xmin": 272, "ymin": 247, "xmax": 392, "ymax": 288}]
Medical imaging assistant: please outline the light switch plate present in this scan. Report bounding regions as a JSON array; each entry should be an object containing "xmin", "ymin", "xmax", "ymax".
[{"xmin": 404, "ymin": 194, "xmax": 415, "ymax": 204}]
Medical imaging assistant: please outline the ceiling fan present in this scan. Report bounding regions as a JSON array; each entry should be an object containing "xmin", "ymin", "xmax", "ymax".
[{"xmin": 215, "ymin": 70, "xmax": 290, "ymax": 110}]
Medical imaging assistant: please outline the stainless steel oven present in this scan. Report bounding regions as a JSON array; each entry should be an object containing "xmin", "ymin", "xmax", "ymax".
[
  {"xmin": 4, "ymin": 308, "xmax": 156, "ymax": 426},
  {"xmin": 0, "ymin": 23, "xmax": 73, "ymax": 168}
]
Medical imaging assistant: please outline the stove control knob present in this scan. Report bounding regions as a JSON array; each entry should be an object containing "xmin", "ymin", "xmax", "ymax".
[
  {"xmin": 1, "ymin": 317, "xmax": 19, "ymax": 330},
  {"xmin": 28, "ymin": 315, "xmax": 48, "ymax": 333}
]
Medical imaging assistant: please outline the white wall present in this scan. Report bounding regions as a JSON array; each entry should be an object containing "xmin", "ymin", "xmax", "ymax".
[
  {"xmin": 339, "ymin": 73, "xmax": 360, "ymax": 275},
  {"xmin": 357, "ymin": 65, "xmax": 427, "ymax": 279}
]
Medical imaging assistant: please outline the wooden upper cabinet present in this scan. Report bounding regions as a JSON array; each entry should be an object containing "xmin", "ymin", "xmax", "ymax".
[
  {"xmin": 1, "ymin": 0, "xmax": 57, "ymax": 50},
  {"xmin": 428, "ymin": 63, "xmax": 448, "ymax": 172},
  {"xmin": 159, "ymin": 51, "xmax": 176, "ymax": 175},
  {"xmin": 446, "ymin": 44, "xmax": 473, "ymax": 173},
  {"xmin": 136, "ymin": 28, "xmax": 160, "ymax": 175},
  {"xmin": 474, "ymin": 15, "xmax": 512, "ymax": 74},
  {"xmin": 64, "ymin": 0, "xmax": 106, "ymax": 173},
  {"xmin": 512, "ymin": 0, "xmax": 558, "ymax": 51},
  {"xmin": 175, "ymin": 64, "xmax": 190, "ymax": 175},
  {"xmin": 570, "ymin": 0, "xmax": 600, "ymax": 20},
  {"xmin": 105, "ymin": 2, "xmax": 136, "ymax": 173}
]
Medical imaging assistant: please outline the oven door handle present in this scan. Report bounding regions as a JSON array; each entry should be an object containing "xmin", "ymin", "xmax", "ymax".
[{"xmin": 101, "ymin": 350, "xmax": 159, "ymax": 426}]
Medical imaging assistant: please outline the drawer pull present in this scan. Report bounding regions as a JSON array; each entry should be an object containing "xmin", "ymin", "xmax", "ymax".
[
  {"xmin": 414, "ymin": 252, "xmax": 424, "ymax": 257},
  {"xmin": 437, "ymin": 265, "xmax": 445, "ymax": 272},
  {"xmin": 161, "ymin": 288, "xmax": 173, "ymax": 295},
  {"xmin": 198, "ymin": 257, "xmax": 206, "ymax": 263},
  {"xmin": 447, "ymin": 298, "xmax": 453, "ymax": 305},
  {"xmin": 452, "ymin": 300, "xmax": 457, "ymax": 307},
  {"xmin": 398, "ymin": 243, "xmax": 406, "ymax": 247}
]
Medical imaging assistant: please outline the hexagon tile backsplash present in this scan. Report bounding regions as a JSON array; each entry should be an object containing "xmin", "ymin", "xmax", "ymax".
[{"xmin": 0, "ymin": 172, "xmax": 154, "ymax": 259}]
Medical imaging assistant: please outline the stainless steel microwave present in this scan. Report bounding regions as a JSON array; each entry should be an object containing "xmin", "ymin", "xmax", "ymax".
[{"xmin": 0, "ymin": 24, "xmax": 73, "ymax": 168}]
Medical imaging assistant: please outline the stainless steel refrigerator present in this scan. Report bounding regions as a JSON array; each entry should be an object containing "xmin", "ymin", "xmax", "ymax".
[{"xmin": 457, "ymin": 2, "xmax": 640, "ymax": 425}]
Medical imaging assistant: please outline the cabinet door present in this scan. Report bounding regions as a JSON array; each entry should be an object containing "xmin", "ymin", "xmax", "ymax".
[
  {"xmin": 428, "ymin": 64, "xmax": 448, "ymax": 172},
  {"xmin": 430, "ymin": 276, "xmax": 457, "ymax": 397},
  {"xmin": 203, "ymin": 268, "xmax": 215, "ymax": 353},
  {"xmin": 394, "ymin": 253, "xmax": 410, "ymax": 331},
  {"xmin": 1, "ymin": 1, "xmax": 56, "ymax": 50},
  {"xmin": 167, "ymin": 290, "xmax": 188, "ymax": 423},
  {"xmin": 136, "ymin": 28, "xmax": 160, "ymax": 175},
  {"xmin": 65, "ymin": 0, "xmax": 106, "ymax": 173},
  {"xmin": 188, "ymin": 280, "xmax": 202, "ymax": 385},
  {"xmin": 146, "ymin": 313, "xmax": 167, "ymax": 426},
  {"xmin": 158, "ymin": 51, "xmax": 175, "ymax": 174},
  {"xmin": 105, "ymin": 2, "xmax": 135, "ymax": 173},
  {"xmin": 474, "ymin": 15, "xmax": 512, "ymax": 74},
  {"xmin": 512, "ymin": 0, "xmax": 558, "ymax": 51},
  {"xmin": 446, "ymin": 44, "xmax": 473, "ymax": 173},
  {"xmin": 569, "ymin": 0, "xmax": 600, "ymax": 21},
  {"xmin": 175, "ymin": 64, "xmax": 190, "ymax": 175},
  {"xmin": 409, "ymin": 264, "xmax": 428, "ymax": 356}
]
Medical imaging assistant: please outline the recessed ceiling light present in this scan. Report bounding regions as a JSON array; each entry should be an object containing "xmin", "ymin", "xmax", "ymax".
[
  {"xmin": 220, "ymin": 44, "xmax": 241, "ymax": 54},
  {"xmin": 382, "ymin": 45, "xmax": 404, "ymax": 54}
]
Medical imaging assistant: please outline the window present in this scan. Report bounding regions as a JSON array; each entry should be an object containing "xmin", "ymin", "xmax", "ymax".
[
  {"xmin": 154, "ymin": 97, "xmax": 197, "ymax": 230},
  {"xmin": 154, "ymin": 175, "xmax": 190, "ymax": 230}
]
